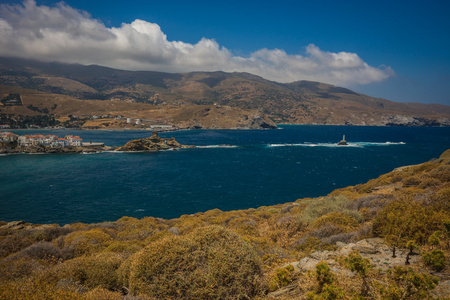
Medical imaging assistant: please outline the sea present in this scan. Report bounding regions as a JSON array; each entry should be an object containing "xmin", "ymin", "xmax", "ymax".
[{"xmin": 1, "ymin": 125, "xmax": 449, "ymax": 225}]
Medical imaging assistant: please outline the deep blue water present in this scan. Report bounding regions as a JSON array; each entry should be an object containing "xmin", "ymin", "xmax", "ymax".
[{"xmin": 1, "ymin": 125, "xmax": 449, "ymax": 225}]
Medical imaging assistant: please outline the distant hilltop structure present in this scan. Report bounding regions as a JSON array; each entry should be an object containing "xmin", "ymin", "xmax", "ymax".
[{"xmin": 338, "ymin": 135, "xmax": 348, "ymax": 146}]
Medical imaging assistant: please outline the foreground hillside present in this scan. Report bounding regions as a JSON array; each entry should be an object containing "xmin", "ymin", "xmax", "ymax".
[
  {"xmin": 1, "ymin": 57, "xmax": 450, "ymax": 127},
  {"xmin": 0, "ymin": 150, "xmax": 449, "ymax": 299}
]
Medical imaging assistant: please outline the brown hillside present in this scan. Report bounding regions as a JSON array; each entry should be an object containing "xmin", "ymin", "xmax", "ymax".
[
  {"xmin": 1, "ymin": 57, "xmax": 449, "ymax": 126},
  {"xmin": 0, "ymin": 85, "xmax": 276, "ymax": 129}
]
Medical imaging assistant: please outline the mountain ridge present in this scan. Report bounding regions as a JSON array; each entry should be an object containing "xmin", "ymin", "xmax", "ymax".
[{"xmin": 1, "ymin": 57, "xmax": 449, "ymax": 127}]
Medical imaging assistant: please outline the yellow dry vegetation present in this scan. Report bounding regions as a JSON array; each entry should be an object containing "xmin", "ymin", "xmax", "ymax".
[{"xmin": 0, "ymin": 149, "xmax": 449, "ymax": 299}]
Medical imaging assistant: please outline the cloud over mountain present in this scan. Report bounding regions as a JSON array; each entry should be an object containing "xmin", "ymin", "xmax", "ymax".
[{"xmin": 0, "ymin": 0, "xmax": 394, "ymax": 86}]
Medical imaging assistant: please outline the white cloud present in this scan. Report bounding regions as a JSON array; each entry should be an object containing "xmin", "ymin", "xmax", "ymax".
[{"xmin": 0, "ymin": 0, "xmax": 394, "ymax": 86}]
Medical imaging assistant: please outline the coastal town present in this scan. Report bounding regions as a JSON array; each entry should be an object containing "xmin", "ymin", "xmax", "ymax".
[
  {"xmin": 0, "ymin": 131, "xmax": 111, "ymax": 154},
  {"xmin": 1, "ymin": 132, "xmax": 84, "ymax": 147},
  {"xmin": 0, "ymin": 131, "xmax": 190, "ymax": 154}
]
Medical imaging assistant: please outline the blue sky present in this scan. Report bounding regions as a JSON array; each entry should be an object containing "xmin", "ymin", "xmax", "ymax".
[{"xmin": 0, "ymin": 0, "xmax": 449, "ymax": 105}]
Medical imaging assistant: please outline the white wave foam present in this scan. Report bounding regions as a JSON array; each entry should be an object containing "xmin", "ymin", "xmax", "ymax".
[
  {"xmin": 358, "ymin": 142, "xmax": 406, "ymax": 146},
  {"xmin": 268, "ymin": 142, "xmax": 405, "ymax": 148},
  {"xmin": 197, "ymin": 145, "xmax": 238, "ymax": 148},
  {"xmin": 268, "ymin": 143, "xmax": 362, "ymax": 148}
]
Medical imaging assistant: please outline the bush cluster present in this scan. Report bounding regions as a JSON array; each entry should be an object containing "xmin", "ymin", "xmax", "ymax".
[{"xmin": 126, "ymin": 225, "xmax": 265, "ymax": 299}]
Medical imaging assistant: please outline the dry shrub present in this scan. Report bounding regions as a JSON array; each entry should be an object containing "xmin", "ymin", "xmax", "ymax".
[
  {"xmin": 117, "ymin": 252, "xmax": 137, "ymax": 288},
  {"xmin": 12, "ymin": 241, "xmax": 61, "ymax": 262},
  {"xmin": 281, "ymin": 204, "xmax": 299, "ymax": 214},
  {"xmin": 310, "ymin": 212, "xmax": 359, "ymax": 231},
  {"xmin": 275, "ymin": 215, "xmax": 306, "ymax": 234},
  {"xmin": 356, "ymin": 194, "xmax": 392, "ymax": 221},
  {"xmin": 103, "ymin": 240, "xmax": 144, "ymax": 254},
  {"xmin": 117, "ymin": 227, "xmax": 154, "ymax": 241},
  {"xmin": 410, "ymin": 161, "xmax": 440, "ymax": 174},
  {"xmin": 228, "ymin": 216, "xmax": 259, "ymax": 235},
  {"xmin": 322, "ymin": 232, "xmax": 358, "ymax": 245},
  {"xmin": 293, "ymin": 236, "xmax": 335, "ymax": 253},
  {"xmin": 67, "ymin": 223, "xmax": 89, "ymax": 230},
  {"xmin": 355, "ymin": 194, "xmax": 392, "ymax": 210},
  {"xmin": 0, "ymin": 257, "xmax": 44, "ymax": 281},
  {"xmin": 116, "ymin": 216, "xmax": 167, "ymax": 241},
  {"xmin": 127, "ymin": 225, "xmax": 265, "ymax": 299},
  {"xmin": 402, "ymin": 176, "xmax": 422, "ymax": 187},
  {"xmin": 418, "ymin": 177, "xmax": 442, "ymax": 189},
  {"xmin": 389, "ymin": 173, "xmax": 404, "ymax": 183},
  {"xmin": 0, "ymin": 231, "xmax": 35, "ymax": 258},
  {"xmin": 62, "ymin": 252, "xmax": 124, "ymax": 291},
  {"xmin": 310, "ymin": 225, "xmax": 347, "ymax": 240},
  {"xmin": 84, "ymin": 287, "xmax": 123, "ymax": 300},
  {"xmin": 429, "ymin": 165, "xmax": 450, "ymax": 182},
  {"xmin": 63, "ymin": 228, "xmax": 114, "ymax": 255},
  {"xmin": 425, "ymin": 187, "xmax": 450, "ymax": 211},
  {"xmin": 0, "ymin": 277, "xmax": 84, "ymax": 300},
  {"xmin": 300, "ymin": 196, "xmax": 362, "ymax": 224},
  {"xmin": 171, "ymin": 214, "xmax": 208, "ymax": 234},
  {"xmin": 143, "ymin": 230, "xmax": 173, "ymax": 244}
]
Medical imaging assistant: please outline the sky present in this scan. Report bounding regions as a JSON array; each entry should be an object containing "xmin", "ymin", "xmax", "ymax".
[{"xmin": 0, "ymin": 0, "xmax": 449, "ymax": 105}]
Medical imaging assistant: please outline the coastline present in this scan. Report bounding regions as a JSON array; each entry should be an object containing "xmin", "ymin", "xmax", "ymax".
[{"xmin": 0, "ymin": 132, "xmax": 192, "ymax": 154}]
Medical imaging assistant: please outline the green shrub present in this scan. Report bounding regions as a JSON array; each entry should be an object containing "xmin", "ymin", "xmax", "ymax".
[
  {"xmin": 306, "ymin": 261, "xmax": 344, "ymax": 299},
  {"xmin": 127, "ymin": 225, "xmax": 264, "ymax": 299},
  {"xmin": 315, "ymin": 261, "xmax": 334, "ymax": 291},
  {"xmin": 307, "ymin": 284, "xmax": 345, "ymax": 300},
  {"xmin": 338, "ymin": 250, "xmax": 373, "ymax": 296},
  {"xmin": 377, "ymin": 266, "xmax": 439, "ymax": 299},
  {"xmin": 422, "ymin": 250, "xmax": 446, "ymax": 272},
  {"xmin": 269, "ymin": 264, "xmax": 295, "ymax": 291}
]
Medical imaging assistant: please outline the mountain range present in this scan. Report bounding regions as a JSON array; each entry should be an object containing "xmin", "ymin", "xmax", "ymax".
[{"xmin": 1, "ymin": 57, "xmax": 449, "ymax": 128}]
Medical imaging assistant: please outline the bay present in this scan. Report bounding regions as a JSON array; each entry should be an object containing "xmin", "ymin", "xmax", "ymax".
[{"xmin": 1, "ymin": 125, "xmax": 449, "ymax": 225}]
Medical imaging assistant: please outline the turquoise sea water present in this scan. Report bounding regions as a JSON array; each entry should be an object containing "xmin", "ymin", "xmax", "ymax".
[{"xmin": 1, "ymin": 125, "xmax": 449, "ymax": 225}]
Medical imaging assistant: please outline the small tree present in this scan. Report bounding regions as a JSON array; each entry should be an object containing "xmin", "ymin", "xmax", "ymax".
[
  {"xmin": 315, "ymin": 261, "xmax": 335, "ymax": 292},
  {"xmin": 405, "ymin": 240, "xmax": 418, "ymax": 265},
  {"xmin": 307, "ymin": 261, "xmax": 344, "ymax": 300},
  {"xmin": 339, "ymin": 250, "xmax": 373, "ymax": 296}
]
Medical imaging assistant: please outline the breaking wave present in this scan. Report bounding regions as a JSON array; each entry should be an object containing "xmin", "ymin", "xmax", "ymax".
[
  {"xmin": 268, "ymin": 142, "xmax": 405, "ymax": 148},
  {"xmin": 196, "ymin": 145, "xmax": 238, "ymax": 148}
]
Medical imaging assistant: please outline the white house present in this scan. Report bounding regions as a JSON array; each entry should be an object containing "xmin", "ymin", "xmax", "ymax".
[
  {"xmin": 17, "ymin": 134, "xmax": 82, "ymax": 148},
  {"xmin": 0, "ymin": 132, "xmax": 18, "ymax": 142}
]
